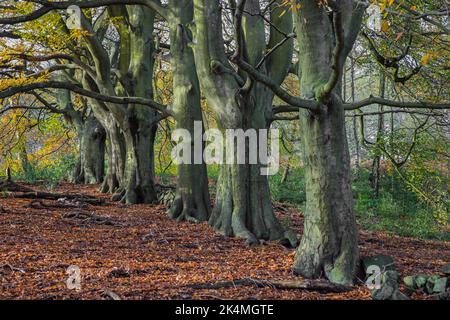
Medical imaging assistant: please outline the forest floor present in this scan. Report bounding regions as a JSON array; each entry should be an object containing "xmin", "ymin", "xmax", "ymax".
[{"xmin": 0, "ymin": 182, "xmax": 448, "ymax": 300}]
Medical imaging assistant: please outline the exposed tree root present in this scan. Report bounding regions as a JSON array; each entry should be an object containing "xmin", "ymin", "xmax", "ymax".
[
  {"xmin": 26, "ymin": 199, "xmax": 88, "ymax": 210},
  {"xmin": 62, "ymin": 210, "xmax": 120, "ymax": 226},
  {"xmin": 188, "ymin": 278, "xmax": 354, "ymax": 293}
]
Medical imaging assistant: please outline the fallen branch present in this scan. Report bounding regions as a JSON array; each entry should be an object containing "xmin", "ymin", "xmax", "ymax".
[
  {"xmin": 62, "ymin": 210, "xmax": 120, "ymax": 226},
  {"xmin": 188, "ymin": 278, "xmax": 353, "ymax": 293},
  {"xmin": 26, "ymin": 199, "xmax": 88, "ymax": 210},
  {"xmin": 0, "ymin": 180, "xmax": 35, "ymax": 193},
  {"xmin": 9, "ymin": 192, "xmax": 104, "ymax": 205},
  {"xmin": 156, "ymin": 183, "xmax": 176, "ymax": 190}
]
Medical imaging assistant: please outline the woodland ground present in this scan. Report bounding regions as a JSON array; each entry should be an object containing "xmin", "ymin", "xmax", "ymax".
[{"xmin": 0, "ymin": 182, "xmax": 448, "ymax": 300}]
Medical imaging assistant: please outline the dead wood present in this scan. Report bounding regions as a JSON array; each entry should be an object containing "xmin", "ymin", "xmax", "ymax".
[
  {"xmin": 0, "ymin": 180, "xmax": 35, "ymax": 193},
  {"xmin": 8, "ymin": 191, "xmax": 103, "ymax": 205},
  {"xmin": 0, "ymin": 180, "xmax": 103, "ymax": 205},
  {"xmin": 100, "ymin": 289, "xmax": 121, "ymax": 300},
  {"xmin": 26, "ymin": 199, "xmax": 88, "ymax": 210},
  {"xmin": 62, "ymin": 210, "xmax": 119, "ymax": 226},
  {"xmin": 188, "ymin": 278, "xmax": 354, "ymax": 293}
]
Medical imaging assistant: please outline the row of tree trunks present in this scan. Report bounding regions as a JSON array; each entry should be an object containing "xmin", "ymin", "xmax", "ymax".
[{"xmin": 39, "ymin": 0, "xmax": 363, "ymax": 288}]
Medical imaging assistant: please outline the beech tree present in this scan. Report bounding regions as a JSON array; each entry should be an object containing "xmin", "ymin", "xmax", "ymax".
[
  {"xmin": 167, "ymin": 0, "xmax": 211, "ymax": 222},
  {"xmin": 56, "ymin": 88, "xmax": 106, "ymax": 184},
  {"xmin": 192, "ymin": 0, "xmax": 298, "ymax": 246}
]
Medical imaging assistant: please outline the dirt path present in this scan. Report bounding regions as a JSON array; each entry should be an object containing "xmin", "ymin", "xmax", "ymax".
[{"xmin": 0, "ymin": 183, "xmax": 448, "ymax": 300}]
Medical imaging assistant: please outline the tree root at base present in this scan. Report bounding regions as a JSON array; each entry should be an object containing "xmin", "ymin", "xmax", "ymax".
[{"xmin": 187, "ymin": 278, "xmax": 354, "ymax": 293}]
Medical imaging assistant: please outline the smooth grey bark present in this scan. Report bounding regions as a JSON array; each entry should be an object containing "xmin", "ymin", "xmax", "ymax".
[
  {"xmin": 350, "ymin": 55, "xmax": 361, "ymax": 176},
  {"xmin": 168, "ymin": 0, "xmax": 211, "ymax": 222},
  {"xmin": 80, "ymin": 76, "xmax": 127, "ymax": 193},
  {"xmin": 55, "ymin": 85, "xmax": 106, "ymax": 185},
  {"xmin": 74, "ymin": 6, "xmax": 159, "ymax": 204},
  {"xmin": 111, "ymin": 6, "xmax": 159, "ymax": 204},
  {"xmin": 294, "ymin": 97, "xmax": 358, "ymax": 285},
  {"xmin": 101, "ymin": 118, "xmax": 126, "ymax": 194},
  {"xmin": 192, "ymin": 0, "xmax": 297, "ymax": 246},
  {"xmin": 73, "ymin": 115, "xmax": 106, "ymax": 184},
  {"xmin": 291, "ymin": 0, "xmax": 364, "ymax": 285}
]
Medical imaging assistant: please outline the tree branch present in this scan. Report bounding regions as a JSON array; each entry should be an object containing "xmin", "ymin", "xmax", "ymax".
[
  {"xmin": 0, "ymin": 0, "xmax": 169, "ymax": 25},
  {"xmin": 0, "ymin": 81, "xmax": 172, "ymax": 117},
  {"xmin": 345, "ymin": 96, "xmax": 450, "ymax": 110},
  {"xmin": 231, "ymin": 58, "xmax": 319, "ymax": 110}
]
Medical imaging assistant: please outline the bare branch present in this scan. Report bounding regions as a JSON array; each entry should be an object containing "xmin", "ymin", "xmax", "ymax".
[{"xmin": 345, "ymin": 96, "xmax": 450, "ymax": 110}]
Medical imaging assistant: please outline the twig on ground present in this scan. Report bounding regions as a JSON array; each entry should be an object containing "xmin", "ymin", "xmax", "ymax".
[
  {"xmin": 100, "ymin": 289, "xmax": 121, "ymax": 300},
  {"xmin": 2, "ymin": 264, "xmax": 26, "ymax": 273}
]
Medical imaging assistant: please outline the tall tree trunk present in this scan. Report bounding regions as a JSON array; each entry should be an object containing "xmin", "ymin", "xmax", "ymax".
[
  {"xmin": 117, "ymin": 5, "xmax": 158, "ymax": 204},
  {"xmin": 351, "ymin": 55, "xmax": 360, "ymax": 177},
  {"xmin": 294, "ymin": 97, "xmax": 358, "ymax": 285},
  {"xmin": 207, "ymin": 87, "xmax": 297, "ymax": 246},
  {"xmin": 192, "ymin": 0, "xmax": 297, "ymax": 246},
  {"xmin": 121, "ymin": 110, "xmax": 158, "ymax": 204},
  {"xmin": 73, "ymin": 115, "xmax": 106, "ymax": 184},
  {"xmin": 291, "ymin": 0, "xmax": 363, "ymax": 285},
  {"xmin": 101, "ymin": 116, "xmax": 126, "ymax": 195},
  {"xmin": 17, "ymin": 138, "xmax": 34, "ymax": 179},
  {"xmin": 168, "ymin": 0, "xmax": 211, "ymax": 222}
]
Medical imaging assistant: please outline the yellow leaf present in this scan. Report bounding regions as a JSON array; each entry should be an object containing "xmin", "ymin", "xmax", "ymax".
[{"xmin": 421, "ymin": 53, "xmax": 432, "ymax": 66}]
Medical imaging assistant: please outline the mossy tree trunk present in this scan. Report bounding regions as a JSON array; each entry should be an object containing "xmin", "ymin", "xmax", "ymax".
[
  {"xmin": 168, "ymin": 0, "xmax": 211, "ymax": 222},
  {"xmin": 192, "ymin": 0, "xmax": 297, "ymax": 245},
  {"xmin": 55, "ymin": 84, "xmax": 106, "ymax": 185},
  {"xmin": 294, "ymin": 98, "xmax": 358, "ymax": 285},
  {"xmin": 101, "ymin": 118, "xmax": 126, "ymax": 194},
  {"xmin": 73, "ymin": 115, "xmax": 106, "ymax": 184},
  {"xmin": 106, "ymin": 5, "xmax": 159, "ymax": 204},
  {"xmin": 78, "ymin": 5, "xmax": 159, "ymax": 204},
  {"xmin": 290, "ymin": 0, "xmax": 365, "ymax": 285}
]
